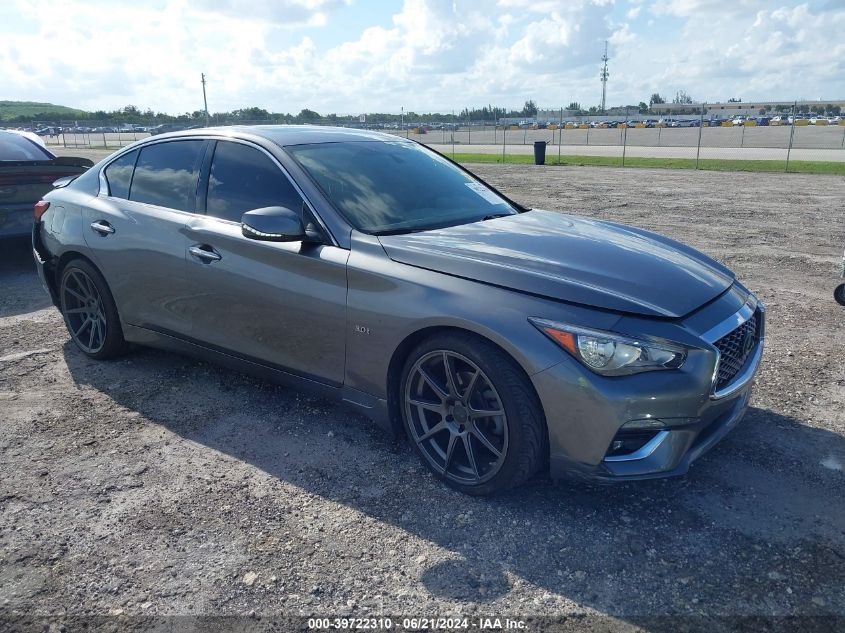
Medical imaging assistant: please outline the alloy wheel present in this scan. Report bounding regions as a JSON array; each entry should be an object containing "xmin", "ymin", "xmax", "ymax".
[
  {"xmin": 61, "ymin": 269, "xmax": 108, "ymax": 354},
  {"xmin": 404, "ymin": 350, "xmax": 509, "ymax": 485}
]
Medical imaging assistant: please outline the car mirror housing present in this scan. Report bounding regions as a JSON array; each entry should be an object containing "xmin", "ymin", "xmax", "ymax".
[{"xmin": 241, "ymin": 206, "xmax": 311, "ymax": 242}]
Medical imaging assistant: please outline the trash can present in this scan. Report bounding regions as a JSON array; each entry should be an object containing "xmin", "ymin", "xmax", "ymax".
[{"xmin": 533, "ymin": 140, "xmax": 547, "ymax": 165}]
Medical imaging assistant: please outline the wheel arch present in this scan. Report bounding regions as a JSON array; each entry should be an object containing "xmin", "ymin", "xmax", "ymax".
[
  {"xmin": 55, "ymin": 250, "xmax": 102, "ymax": 289},
  {"xmin": 385, "ymin": 325, "xmax": 548, "ymax": 446}
]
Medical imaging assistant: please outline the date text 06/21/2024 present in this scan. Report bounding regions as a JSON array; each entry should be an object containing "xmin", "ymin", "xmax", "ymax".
[{"xmin": 306, "ymin": 617, "xmax": 527, "ymax": 630}]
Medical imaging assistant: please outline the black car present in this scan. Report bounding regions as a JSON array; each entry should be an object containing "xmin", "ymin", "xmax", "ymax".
[{"xmin": 0, "ymin": 131, "xmax": 92, "ymax": 238}]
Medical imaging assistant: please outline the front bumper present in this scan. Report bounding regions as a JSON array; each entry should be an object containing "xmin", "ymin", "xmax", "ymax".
[{"xmin": 533, "ymin": 298, "xmax": 764, "ymax": 482}]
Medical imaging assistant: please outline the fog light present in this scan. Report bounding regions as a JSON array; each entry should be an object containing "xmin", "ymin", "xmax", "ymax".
[{"xmin": 621, "ymin": 419, "xmax": 666, "ymax": 430}]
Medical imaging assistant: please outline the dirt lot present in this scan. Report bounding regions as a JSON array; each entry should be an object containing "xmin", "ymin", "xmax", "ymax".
[{"xmin": 1, "ymin": 165, "xmax": 844, "ymax": 630}]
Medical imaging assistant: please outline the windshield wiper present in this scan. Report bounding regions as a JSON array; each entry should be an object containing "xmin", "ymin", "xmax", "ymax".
[
  {"xmin": 373, "ymin": 214, "xmax": 513, "ymax": 236},
  {"xmin": 371, "ymin": 227, "xmax": 430, "ymax": 236}
]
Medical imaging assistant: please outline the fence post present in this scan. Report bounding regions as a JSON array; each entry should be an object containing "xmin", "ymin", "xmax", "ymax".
[
  {"xmin": 695, "ymin": 107, "xmax": 704, "ymax": 170},
  {"xmin": 840, "ymin": 121, "xmax": 844, "ymax": 149},
  {"xmin": 786, "ymin": 102, "xmax": 796, "ymax": 173},
  {"xmin": 558, "ymin": 107, "xmax": 562, "ymax": 165},
  {"xmin": 740, "ymin": 123, "xmax": 745, "ymax": 148},
  {"xmin": 467, "ymin": 110, "xmax": 471, "ymax": 145},
  {"xmin": 451, "ymin": 110, "xmax": 455, "ymax": 158},
  {"xmin": 622, "ymin": 108, "xmax": 629, "ymax": 167},
  {"xmin": 502, "ymin": 122, "xmax": 506, "ymax": 164}
]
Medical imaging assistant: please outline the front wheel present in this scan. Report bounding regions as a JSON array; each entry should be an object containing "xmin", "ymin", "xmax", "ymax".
[
  {"xmin": 59, "ymin": 259, "xmax": 127, "ymax": 359},
  {"xmin": 835, "ymin": 282, "xmax": 845, "ymax": 306},
  {"xmin": 400, "ymin": 332, "xmax": 546, "ymax": 495}
]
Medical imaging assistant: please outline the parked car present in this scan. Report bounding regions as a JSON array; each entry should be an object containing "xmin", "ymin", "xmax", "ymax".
[
  {"xmin": 32, "ymin": 126, "xmax": 765, "ymax": 494},
  {"xmin": 731, "ymin": 117, "xmax": 746, "ymax": 126},
  {"xmin": 149, "ymin": 123, "xmax": 188, "ymax": 135},
  {"xmin": 0, "ymin": 130, "xmax": 92, "ymax": 238}
]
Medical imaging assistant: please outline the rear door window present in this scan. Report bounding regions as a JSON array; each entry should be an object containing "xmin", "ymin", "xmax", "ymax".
[
  {"xmin": 103, "ymin": 150, "xmax": 138, "ymax": 199},
  {"xmin": 129, "ymin": 140, "xmax": 205, "ymax": 210},
  {"xmin": 206, "ymin": 141, "xmax": 304, "ymax": 223}
]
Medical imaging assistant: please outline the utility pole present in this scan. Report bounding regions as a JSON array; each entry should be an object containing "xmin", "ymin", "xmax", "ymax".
[
  {"xmin": 600, "ymin": 41, "xmax": 609, "ymax": 113},
  {"xmin": 201, "ymin": 73, "xmax": 209, "ymax": 127}
]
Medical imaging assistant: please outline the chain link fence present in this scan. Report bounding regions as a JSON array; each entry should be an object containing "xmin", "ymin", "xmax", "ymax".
[{"xmin": 20, "ymin": 106, "xmax": 845, "ymax": 172}]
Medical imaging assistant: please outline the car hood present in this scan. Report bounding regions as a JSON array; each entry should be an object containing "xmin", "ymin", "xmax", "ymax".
[{"xmin": 377, "ymin": 210, "xmax": 735, "ymax": 318}]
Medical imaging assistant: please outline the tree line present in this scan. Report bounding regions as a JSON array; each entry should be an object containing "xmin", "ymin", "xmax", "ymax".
[{"xmin": 5, "ymin": 97, "xmax": 840, "ymax": 126}]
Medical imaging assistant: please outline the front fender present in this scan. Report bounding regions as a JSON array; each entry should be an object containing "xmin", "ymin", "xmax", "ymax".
[{"xmin": 344, "ymin": 232, "xmax": 622, "ymax": 400}]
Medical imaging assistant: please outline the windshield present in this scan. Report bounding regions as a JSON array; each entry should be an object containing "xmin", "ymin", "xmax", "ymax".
[{"xmin": 286, "ymin": 141, "xmax": 516, "ymax": 234}]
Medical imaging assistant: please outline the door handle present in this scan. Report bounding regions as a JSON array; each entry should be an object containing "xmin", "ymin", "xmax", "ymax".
[
  {"xmin": 90, "ymin": 220, "xmax": 115, "ymax": 236},
  {"xmin": 189, "ymin": 245, "xmax": 222, "ymax": 262}
]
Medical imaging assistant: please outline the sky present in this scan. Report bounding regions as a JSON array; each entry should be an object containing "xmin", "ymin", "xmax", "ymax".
[{"xmin": 1, "ymin": 0, "xmax": 844, "ymax": 116}]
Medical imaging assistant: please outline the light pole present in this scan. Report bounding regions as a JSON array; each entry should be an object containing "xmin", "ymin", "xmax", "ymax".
[{"xmin": 201, "ymin": 73, "xmax": 209, "ymax": 127}]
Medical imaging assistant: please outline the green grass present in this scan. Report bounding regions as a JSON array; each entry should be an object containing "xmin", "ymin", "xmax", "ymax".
[
  {"xmin": 0, "ymin": 100, "xmax": 87, "ymax": 121},
  {"xmin": 450, "ymin": 152, "xmax": 845, "ymax": 175}
]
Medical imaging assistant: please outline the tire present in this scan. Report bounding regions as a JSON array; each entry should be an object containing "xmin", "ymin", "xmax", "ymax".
[
  {"xmin": 59, "ymin": 258, "xmax": 127, "ymax": 360},
  {"xmin": 835, "ymin": 282, "xmax": 845, "ymax": 306},
  {"xmin": 399, "ymin": 332, "xmax": 546, "ymax": 495}
]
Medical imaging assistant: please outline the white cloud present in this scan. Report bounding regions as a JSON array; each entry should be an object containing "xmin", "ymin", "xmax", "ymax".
[
  {"xmin": 193, "ymin": 0, "xmax": 350, "ymax": 26},
  {"xmin": 0, "ymin": 0, "xmax": 842, "ymax": 115},
  {"xmin": 650, "ymin": 0, "xmax": 766, "ymax": 18}
]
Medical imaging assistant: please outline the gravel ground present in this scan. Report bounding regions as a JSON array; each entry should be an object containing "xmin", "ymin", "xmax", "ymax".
[{"xmin": 1, "ymin": 165, "xmax": 844, "ymax": 630}]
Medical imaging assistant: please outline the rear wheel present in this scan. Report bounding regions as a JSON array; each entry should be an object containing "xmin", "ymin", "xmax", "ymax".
[
  {"xmin": 835, "ymin": 282, "xmax": 845, "ymax": 306},
  {"xmin": 400, "ymin": 332, "xmax": 546, "ymax": 495},
  {"xmin": 59, "ymin": 259, "xmax": 127, "ymax": 359}
]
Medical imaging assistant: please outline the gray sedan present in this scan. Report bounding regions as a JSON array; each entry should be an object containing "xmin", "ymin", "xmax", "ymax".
[{"xmin": 32, "ymin": 126, "xmax": 764, "ymax": 495}]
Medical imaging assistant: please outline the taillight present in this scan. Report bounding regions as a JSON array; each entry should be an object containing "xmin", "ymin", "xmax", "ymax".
[{"xmin": 34, "ymin": 200, "xmax": 50, "ymax": 222}]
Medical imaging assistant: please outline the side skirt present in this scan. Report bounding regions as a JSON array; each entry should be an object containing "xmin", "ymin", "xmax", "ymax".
[{"xmin": 122, "ymin": 324, "xmax": 393, "ymax": 435}]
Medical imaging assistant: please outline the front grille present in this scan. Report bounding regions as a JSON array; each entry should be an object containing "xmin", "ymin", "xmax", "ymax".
[{"xmin": 714, "ymin": 312, "xmax": 759, "ymax": 391}]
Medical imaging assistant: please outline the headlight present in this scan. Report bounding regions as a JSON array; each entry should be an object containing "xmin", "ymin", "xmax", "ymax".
[{"xmin": 529, "ymin": 318, "xmax": 687, "ymax": 376}]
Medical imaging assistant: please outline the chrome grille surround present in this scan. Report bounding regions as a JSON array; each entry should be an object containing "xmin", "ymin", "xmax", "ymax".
[
  {"xmin": 701, "ymin": 296, "xmax": 765, "ymax": 400},
  {"xmin": 713, "ymin": 314, "xmax": 758, "ymax": 391}
]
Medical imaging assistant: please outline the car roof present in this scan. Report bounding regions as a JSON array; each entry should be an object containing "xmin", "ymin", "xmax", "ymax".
[{"xmin": 150, "ymin": 124, "xmax": 407, "ymax": 147}]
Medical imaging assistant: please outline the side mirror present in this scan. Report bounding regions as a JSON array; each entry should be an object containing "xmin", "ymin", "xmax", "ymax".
[{"xmin": 241, "ymin": 206, "xmax": 317, "ymax": 242}]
